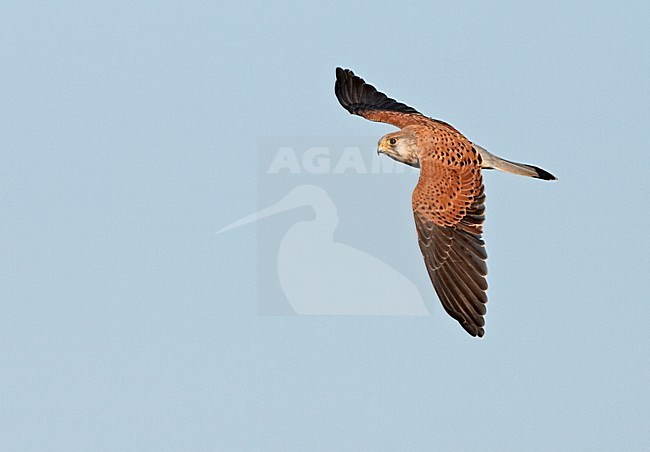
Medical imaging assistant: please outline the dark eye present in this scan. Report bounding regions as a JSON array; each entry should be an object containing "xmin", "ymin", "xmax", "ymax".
[{"xmin": 389, "ymin": 138, "xmax": 397, "ymax": 145}]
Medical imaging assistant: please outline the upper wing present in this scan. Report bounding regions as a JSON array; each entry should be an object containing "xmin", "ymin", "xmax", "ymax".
[
  {"xmin": 335, "ymin": 67, "xmax": 429, "ymax": 128},
  {"xmin": 335, "ymin": 67, "xmax": 489, "ymax": 335},
  {"xmin": 413, "ymin": 159, "xmax": 488, "ymax": 337}
]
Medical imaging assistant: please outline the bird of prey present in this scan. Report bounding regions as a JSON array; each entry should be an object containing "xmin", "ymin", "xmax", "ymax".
[{"xmin": 334, "ymin": 67, "xmax": 556, "ymax": 337}]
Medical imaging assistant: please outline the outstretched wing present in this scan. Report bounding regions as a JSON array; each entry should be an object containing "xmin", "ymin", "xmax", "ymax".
[
  {"xmin": 335, "ymin": 67, "xmax": 489, "ymax": 336},
  {"xmin": 335, "ymin": 67, "xmax": 431, "ymax": 128},
  {"xmin": 413, "ymin": 159, "xmax": 488, "ymax": 337}
]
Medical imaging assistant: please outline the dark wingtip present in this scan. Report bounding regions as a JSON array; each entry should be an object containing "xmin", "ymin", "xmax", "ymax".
[
  {"xmin": 334, "ymin": 67, "xmax": 419, "ymax": 116},
  {"xmin": 532, "ymin": 166, "xmax": 558, "ymax": 181},
  {"xmin": 334, "ymin": 67, "xmax": 358, "ymax": 115},
  {"xmin": 461, "ymin": 322, "xmax": 485, "ymax": 338}
]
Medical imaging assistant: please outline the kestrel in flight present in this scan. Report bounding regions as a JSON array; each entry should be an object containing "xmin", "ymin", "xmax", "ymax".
[{"xmin": 335, "ymin": 67, "xmax": 556, "ymax": 337}]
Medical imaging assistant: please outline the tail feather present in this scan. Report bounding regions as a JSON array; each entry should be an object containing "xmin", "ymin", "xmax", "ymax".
[{"xmin": 474, "ymin": 144, "xmax": 557, "ymax": 181}]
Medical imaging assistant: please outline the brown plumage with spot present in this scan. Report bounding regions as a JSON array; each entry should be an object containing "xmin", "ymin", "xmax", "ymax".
[{"xmin": 335, "ymin": 67, "xmax": 556, "ymax": 337}]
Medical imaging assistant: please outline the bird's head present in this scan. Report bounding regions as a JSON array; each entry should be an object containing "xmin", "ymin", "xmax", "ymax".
[{"xmin": 377, "ymin": 129, "xmax": 419, "ymax": 167}]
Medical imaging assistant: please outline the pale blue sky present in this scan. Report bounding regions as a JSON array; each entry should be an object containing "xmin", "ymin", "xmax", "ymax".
[{"xmin": 1, "ymin": 1, "xmax": 649, "ymax": 450}]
